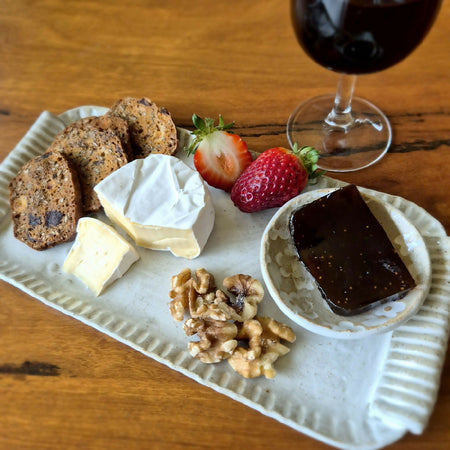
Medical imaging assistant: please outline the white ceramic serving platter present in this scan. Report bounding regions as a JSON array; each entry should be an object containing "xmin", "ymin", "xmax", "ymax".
[
  {"xmin": 261, "ymin": 188, "xmax": 432, "ymax": 339},
  {"xmin": 1, "ymin": 106, "xmax": 449, "ymax": 450}
]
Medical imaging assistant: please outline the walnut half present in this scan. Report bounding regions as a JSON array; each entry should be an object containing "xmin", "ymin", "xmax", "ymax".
[
  {"xmin": 228, "ymin": 317, "xmax": 296, "ymax": 379},
  {"xmin": 223, "ymin": 274, "xmax": 264, "ymax": 322},
  {"xmin": 183, "ymin": 317, "xmax": 238, "ymax": 363},
  {"xmin": 168, "ymin": 268, "xmax": 193, "ymax": 321}
]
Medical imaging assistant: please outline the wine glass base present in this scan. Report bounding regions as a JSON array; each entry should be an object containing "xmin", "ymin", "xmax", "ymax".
[{"xmin": 287, "ymin": 94, "xmax": 392, "ymax": 172}]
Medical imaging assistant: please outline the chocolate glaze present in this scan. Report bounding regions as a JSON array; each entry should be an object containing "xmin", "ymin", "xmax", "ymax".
[{"xmin": 289, "ymin": 185, "xmax": 416, "ymax": 316}]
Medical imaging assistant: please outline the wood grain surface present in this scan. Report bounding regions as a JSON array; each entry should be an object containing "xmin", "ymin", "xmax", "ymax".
[{"xmin": 0, "ymin": 1, "xmax": 449, "ymax": 449}]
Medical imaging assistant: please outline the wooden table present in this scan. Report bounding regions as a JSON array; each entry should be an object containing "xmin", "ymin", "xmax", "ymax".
[{"xmin": 0, "ymin": 1, "xmax": 448, "ymax": 449}]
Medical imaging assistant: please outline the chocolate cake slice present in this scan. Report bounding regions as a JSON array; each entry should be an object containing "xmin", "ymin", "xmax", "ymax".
[{"xmin": 289, "ymin": 185, "xmax": 416, "ymax": 316}]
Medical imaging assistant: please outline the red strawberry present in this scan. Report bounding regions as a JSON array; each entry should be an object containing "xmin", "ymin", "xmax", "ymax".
[
  {"xmin": 185, "ymin": 114, "xmax": 253, "ymax": 192},
  {"xmin": 230, "ymin": 144, "xmax": 323, "ymax": 212}
]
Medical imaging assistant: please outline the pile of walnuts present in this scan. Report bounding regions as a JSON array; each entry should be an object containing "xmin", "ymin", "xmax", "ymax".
[{"xmin": 169, "ymin": 268, "xmax": 296, "ymax": 379}]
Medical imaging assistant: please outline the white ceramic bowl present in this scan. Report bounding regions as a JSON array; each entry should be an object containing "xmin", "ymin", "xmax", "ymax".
[{"xmin": 260, "ymin": 188, "xmax": 431, "ymax": 339}]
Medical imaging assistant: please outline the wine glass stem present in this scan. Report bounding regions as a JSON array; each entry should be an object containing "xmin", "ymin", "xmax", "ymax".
[{"xmin": 325, "ymin": 74, "xmax": 357, "ymax": 131}]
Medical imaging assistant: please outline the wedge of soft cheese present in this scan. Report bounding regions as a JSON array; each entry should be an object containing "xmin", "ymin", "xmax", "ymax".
[
  {"xmin": 63, "ymin": 217, "xmax": 140, "ymax": 296},
  {"xmin": 94, "ymin": 154, "xmax": 215, "ymax": 259}
]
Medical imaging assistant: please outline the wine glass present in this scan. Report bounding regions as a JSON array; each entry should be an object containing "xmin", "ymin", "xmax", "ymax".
[{"xmin": 287, "ymin": 0, "xmax": 442, "ymax": 172}]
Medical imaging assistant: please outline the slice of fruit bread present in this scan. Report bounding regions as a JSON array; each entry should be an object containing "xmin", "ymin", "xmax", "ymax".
[
  {"xmin": 107, "ymin": 97, "xmax": 177, "ymax": 158},
  {"xmin": 50, "ymin": 117, "xmax": 129, "ymax": 212},
  {"xmin": 9, "ymin": 150, "xmax": 83, "ymax": 250}
]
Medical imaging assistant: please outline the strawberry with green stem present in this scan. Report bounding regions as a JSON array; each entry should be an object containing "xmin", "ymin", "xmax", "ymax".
[
  {"xmin": 185, "ymin": 114, "xmax": 253, "ymax": 192},
  {"xmin": 230, "ymin": 143, "xmax": 324, "ymax": 213}
]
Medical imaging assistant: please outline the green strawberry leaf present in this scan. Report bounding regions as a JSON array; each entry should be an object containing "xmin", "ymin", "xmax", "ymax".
[
  {"xmin": 192, "ymin": 113, "xmax": 205, "ymax": 131},
  {"xmin": 185, "ymin": 114, "xmax": 235, "ymax": 156},
  {"xmin": 292, "ymin": 143, "xmax": 326, "ymax": 179}
]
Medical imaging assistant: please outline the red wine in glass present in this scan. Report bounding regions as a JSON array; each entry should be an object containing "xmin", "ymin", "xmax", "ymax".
[{"xmin": 287, "ymin": 0, "xmax": 442, "ymax": 172}]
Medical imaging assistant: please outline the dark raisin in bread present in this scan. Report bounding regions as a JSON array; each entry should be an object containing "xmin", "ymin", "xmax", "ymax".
[
  {"xmin": 107, "ymin": 97, "xmax": 178, "ymax": 158},
  {"xmin": 9, "ymin": 150, "xmax": 83, "ymax": 250}
]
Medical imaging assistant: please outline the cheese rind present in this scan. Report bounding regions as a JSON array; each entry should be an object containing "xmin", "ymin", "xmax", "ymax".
[
  {"xmin": 94, "ymin": 155, "xmax": 215, "ymax": 259},
  {"xmin": 63, "ymin": 217, "xmax": 140, "ymax": 296}
]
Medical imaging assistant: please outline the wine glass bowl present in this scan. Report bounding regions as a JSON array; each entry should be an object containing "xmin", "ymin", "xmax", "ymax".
[{"xmin": 288, "ymin": 0, "xmax": 442, "ymax": 172}]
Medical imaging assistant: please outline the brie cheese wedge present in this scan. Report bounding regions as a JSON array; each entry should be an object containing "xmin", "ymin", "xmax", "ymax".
[
  {"xmin": 63, "ymin": 217, "xmax": 140, "ymax": 296},
  {"xmin": 94, "ymin": 154, "xmax": 215, "ymax": 259}
]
